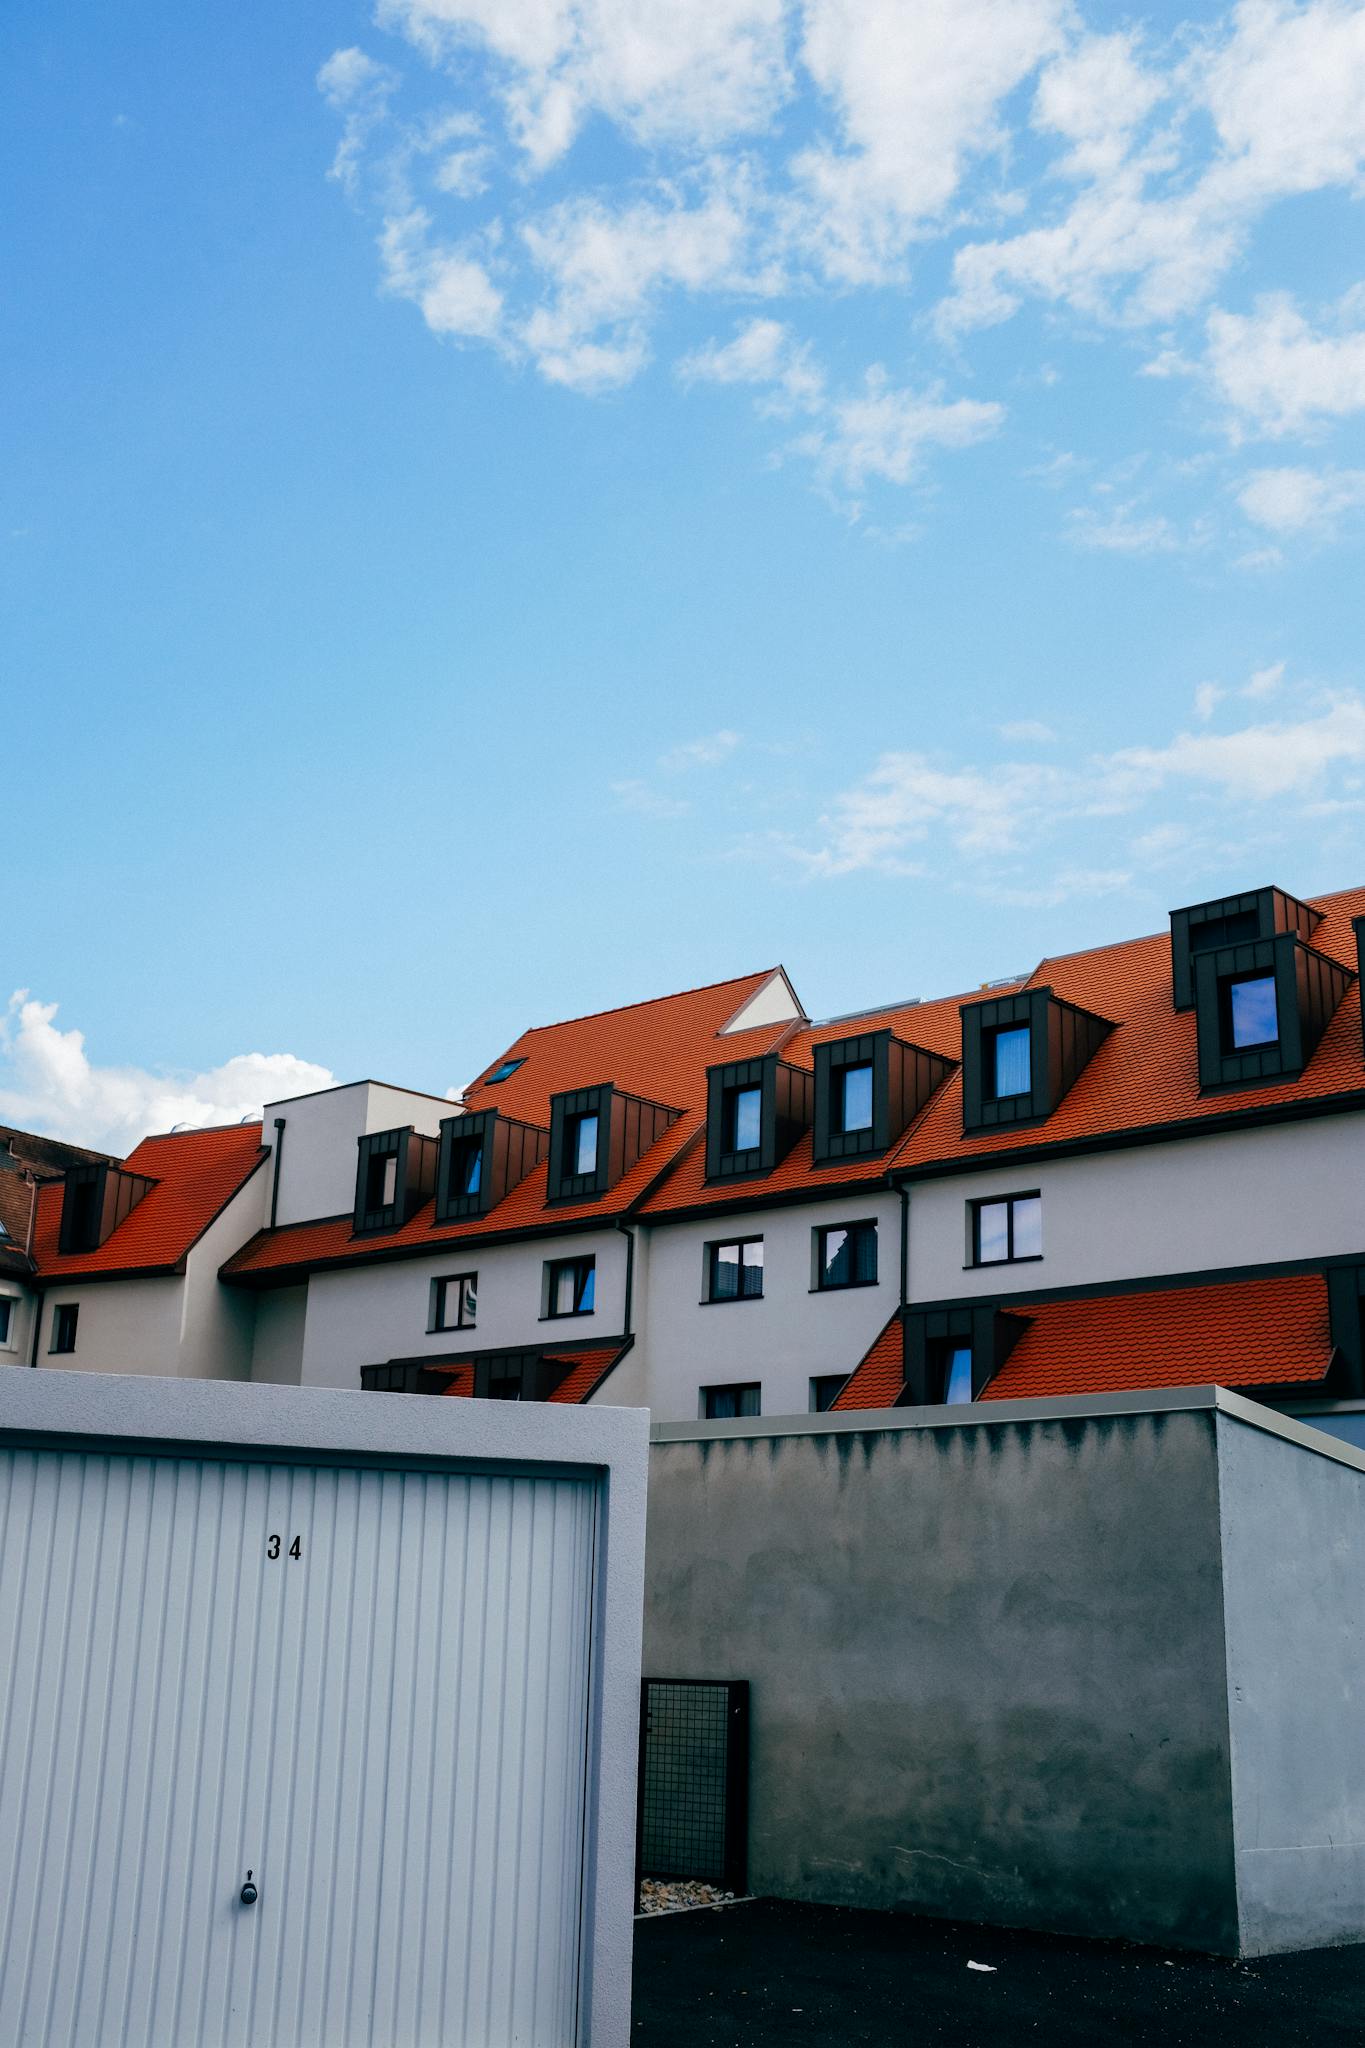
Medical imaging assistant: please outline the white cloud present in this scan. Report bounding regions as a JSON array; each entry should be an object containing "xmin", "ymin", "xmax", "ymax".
[
  {"xmin": 379, "ymin": 210, "xmax": 505, "ymax": 342},
  {"xmin": 660, "ymin": 729, "xmax": 743, "ymax": 770},
  {"xmin": 1206, "ymin": 291, "xmax": 1365, "ymax": 435},
  {"xmin": 790, "ymin": 684, "xmax": 1365, "ymax": 876},
  {"xmin": 1066, "ymin": 502, "xmax": 1178, "ymax": 554},
  {"xmin": 1236, "ymin": 464, "xmax": 1365, "ymax": 533},
  {"xmin": 679, "ymin": 318, "xmax": 824, "ymax": 411},
  {"xmin": 796, "ymin": 369, "xmax": 1003, "ymax": 494},
  {"xmin": 1032, "ymin": 32, "xmax": 1163, "ymax": 178},
  {"xmin": 0, "ymin": 993, "xmax": 335, "ymax": 1156},
  {"xmin": 317, "ymin": 47, "xmax": 400, "ymax": 195}
]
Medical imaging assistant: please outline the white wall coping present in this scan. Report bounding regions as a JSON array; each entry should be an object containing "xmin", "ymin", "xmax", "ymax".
[
  {"xmin": 0, "ymin": 1369, "xmax": 648, "ymax": 2048},
  {"xmin": 649, "ymin": 1383, "xmax": 1365, "ymax": 1480}
]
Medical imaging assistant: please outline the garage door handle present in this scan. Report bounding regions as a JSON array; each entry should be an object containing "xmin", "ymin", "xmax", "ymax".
[{"xmin": 240, "ymin": 1872, "xmax": 258, "ymax": 1907}]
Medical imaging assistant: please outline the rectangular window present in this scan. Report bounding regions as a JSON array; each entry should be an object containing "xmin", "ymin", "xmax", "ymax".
[
  {"xmin": 364, "ymin": 1151, "xmax": 398, "ymax": 1212},
  {"xmin": 1225, "ymin": 973, "xmax": 1279, "ymax": 1051},
  {"xmin": 446, "ymin": 1136, "xmax": 483, "ymax": 1200},
  {"xmin": 988, "ymin": 1025, "xmax": 1031, "ymax": 1100},
  {"xmin": 941, "ymin": 1344, "xmax": 973, "ymax": 1405},
  {"xmin": 546, "ymin": 1255, "xmax": 595, "ymax": 1318},
  {"xmin": 701, "ymin": 1383, "xmax": 761, "ymax": 1420},
  {"xmin": 0, "ymin": 1297, "xmax": 13, "ymax": 1346},
  {"xmin": 568, "ymin": 1111, "xmax": 600, "ymax": 1178},
  {"xmin": 50, "ymin": 1303, "xmax": 78, "ymax": 1355},
  {"xmin": 721, "ymin": 1084, "xmax": 762, "ymax": 1155},
  {"xmin": 485, "ymin": 1058, "xmax": 525, "ymax": 1084},
  {"xmin": 810, "ymin": 1373, "xmax": 848, "ymax": 1413},
  {"xmin": 430, "ymin": 1272, "xmax": 477, "ymax": 1332},
  {"xmin": 971, "ymin": 1191, "xmax": 1043, "ymax": 1265},
  {"xmin": 835, "ymin": 1062, "xmax": 874, "ymax": 1135},
  {"xmin": 815, "ymin": 1220, "xmax": 878, "ymax": 1290},
  {"xmin": 706, "ymin": 1238, "xmax": 764, "ymax": 1302}
]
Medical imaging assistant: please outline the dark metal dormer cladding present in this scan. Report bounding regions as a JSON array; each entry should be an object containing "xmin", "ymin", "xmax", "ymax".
[
  {"xmin": 960, "ymin": 986, "xmax": 1112, "ymax": 1136},
  {"xmin": 1192, "ymin": 932, "xmax": 1354, "ymax": 1091},
  {"xmin": 545, "ymin": 1084, "xmax": 679, "ymax": 1203},
  {"xmin": 58, "ymin": 1162, "xmax": 155, "ymax": 1255},
  {"xmin": 704, "ymin": 1053, "xmax": 814, "ymax": 1184},
  {"xmin": 473, "ymin": 1348, "xmax": 573, "ymax": 1401},
  {"xmin": 433, "ymin": 1109, "xmax": 549, "ymax": 1224},
  {"xmin": 1326, "ymin": 1265, "xmax": 1365, "ymax": 1398},
  {"xmin": 1170, "ymin": 886, "xmax": 1321, "ymax": 1012},
  {"xmin": 812, "ymin": 1030, "xmax": 956, "ymax": 1166},
  {"xmin": 898, "ymin": 1304, "xmax": 1027, "ymax": 1406},
  {"xmin": 353, "ymin": 1126, "xmax": 438, "ymax": 1235}
]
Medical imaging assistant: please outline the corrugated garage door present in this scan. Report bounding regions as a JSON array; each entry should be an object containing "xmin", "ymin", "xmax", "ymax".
[{"xmin": 0, "ymin": 1445, "xmax": 597, "ymax": 2048}]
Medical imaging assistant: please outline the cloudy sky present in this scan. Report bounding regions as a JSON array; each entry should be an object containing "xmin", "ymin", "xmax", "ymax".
[{"xmin": 5, "ymin": 0, "xmax": 1365, "ymax": 1148}]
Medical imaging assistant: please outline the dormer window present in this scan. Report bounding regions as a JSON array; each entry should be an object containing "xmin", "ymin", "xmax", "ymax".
[
  {"xmin": 58, "ymin": 1162, "xmax": 155, "ymax": 1255},
  {"xmin": 1225, "ymin": 974, "xmax": 1278, "ymax": 1051},
  {"xmin": 812, "ymin": 1031, "xmax": 955, "ymax": 1165},
  {"xmin": 433, "ymin": 1110, "xmax": 548, "ymax": 1224},
  {"xmin": 353, "ymin": 1127, "xmax": 438, "ymax": 1235},
  {"xmin": 834, "ymin": 1063, "xmax": 873, "ymax": 1134},
  {"xmin": 987, "ymin": 1025, "xmax": 1031, "ymax": 1102},
  {"xmin": 365, "ymin": 1152, "xmax": 398, "ymax": 1212},
  {"xmin": 722, "ymin": 1085, "xmax": 762, "ymax": 1156},
  {"xmin": 1170, "ymin": 886, "xmax": 1320, "ymax": 1011},
  {"xmin": 704, "ymin": 1055, "xmax": 813, "ymax": 1183},
  {"xmin": 1192, "ymin": 931, "xmax": 1351, "ymax": 1090},
  {"xmin": 546, "ymin": 1084, "xmax": 679, "ymax": 1202},
  {"xmin": 961, "ymin": 988, "xmax": 1110, "ymax": 1135}
]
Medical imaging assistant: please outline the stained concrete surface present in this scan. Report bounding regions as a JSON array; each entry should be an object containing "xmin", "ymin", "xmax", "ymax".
[{"xmin": 632, "ymin": 1900, "xmax": 1365, "ymax": 2047}]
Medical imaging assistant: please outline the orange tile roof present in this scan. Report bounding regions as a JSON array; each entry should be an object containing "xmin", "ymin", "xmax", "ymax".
[
  {"xmin": 831, "ymin": 1313, "xmax": 904, "ymax": 1410},
  {"xmin": 32, "ymin": 1123, "xmax": 267, "ymax": 1280},
  {"xmin": 981, "ymin": 1272, "xmax": 1332, "ymax": 1399},
  {"xmin": 430, "ymin": 1341, "xmax": 629, "ymax": 1405},
  {"xmin": 834, "ymin": 1272, "xmax": 1332, "ymax": 1410}
]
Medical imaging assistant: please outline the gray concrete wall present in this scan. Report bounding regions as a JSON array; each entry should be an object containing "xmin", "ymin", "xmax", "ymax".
[
  {"xmin": 1216, "ymin": 1410, "xmax": 1365, "ymax": 1955},
  {"xmin": 645, "ymin": 1405, "xmax": 1240, "ymax": 1951}
]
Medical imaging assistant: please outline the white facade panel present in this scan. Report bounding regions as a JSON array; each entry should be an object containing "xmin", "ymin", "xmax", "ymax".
[
  {"xmin": 265, "ymin": 1084, "xmax": 452, "ymax": 1232},
  {"xmin": 0, "ymin": 1373, "xmax": 649, "ymax": 2048},
  {"xmin": 296, "ymin": 1230, "xmax": 627, "ymax": 1390},
  {"xmin": 908, "ymin": 1114, "xmax": 1365, "ymax": 1303},
  {"xmin": 637, "ymin": 1193, "xmax": 900, "ymax": 1419}
]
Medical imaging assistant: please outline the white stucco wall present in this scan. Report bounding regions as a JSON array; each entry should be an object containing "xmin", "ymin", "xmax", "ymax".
[
  {"xmin": 174, "ymin": 1167, "xmax": 266, "ymax": 1380},
  {"xmin": 36, "ymin": 1277, "xmax": 185, "ymax": 1375},
  {"xmin": 264, "ymin": 1081, "xmax": 456, "ymax": 1229},
  {"xmin": 249, "ymin": 1284, "xmax": 308, "ymax": 1385},
  {"xmin": 295, "ymin": 1229, "xmax": 629, "ymax": 1389},
  {"xmin": 907, "ymin": 1112, "xmax": 1365, "ymax": 1302},
  {"xmin": 635, "ymin": 1192, "xmax": 901, "ymax": 1421},
  {"xmin": 0, "ymin": 1279, "xmax": 37, "ymax": 1367}
]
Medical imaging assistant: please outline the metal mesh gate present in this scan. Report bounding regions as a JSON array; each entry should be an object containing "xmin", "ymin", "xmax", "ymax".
[{"xmin": 637, "ymin": 1678, "xmax": 749, "ymax": 1894}]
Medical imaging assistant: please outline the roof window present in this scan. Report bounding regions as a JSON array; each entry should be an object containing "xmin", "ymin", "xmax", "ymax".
[
  {"xmin": 545, "ymin": 1085, "xmax": 679, "ymax": 1203},
  {"xmin": 1193, "ymin": 931, "xmax": 1352, "ymax": 1090},
  {"xmin": 812, "ymin": 1030, "xmax": 955, "ymax": 1166},
  {"xmin": 704, "ymin": 1054, "xmax": 813, "ymax": 1184},
  {"xmin": 960, "ymin": 987, "xmax": 1111, "ymax": 1136},
  {"xmin": 353, "ymin": 1127, "xmax": 438, "ymax": 1236},
  {"xmin": 433, "ymin": 1109, "xmax": 548, "ymax": 1225},
  {"xmin": 485, "ymin": 1058, "xmax": 526, "ymax": 1085},
  {"xmin": 1169, "ymin": 887, "xmax": 1320, "ymax": 1011}
]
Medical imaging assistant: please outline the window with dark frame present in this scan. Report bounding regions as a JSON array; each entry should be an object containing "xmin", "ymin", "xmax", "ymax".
[
  {"xmin": 50, "ymin": 1302, "xmax": 78, "ymax": 1354},
  {"xmin": 431, "ymin": 1272, "xmax": 477, "ymax": 1332},
  {"xmin": 0, "ymin": 1297, "xmax": 13, "ymax": 1345},
  {"xmin": 971, "ymin": 1192, "xmax": 1043, "ymax": 1265},
  {"xmin": 986, "ymin": 1024, "xmax": 1031, "ymax": 1101},
  {"xmin": 546, "ymin": 1255, "xmax": 595, "ymax": 1318},
  {"xmin": 485, "ymin": 1058, "xmax": 525, "ymax": 1084},
  {"xmin": 809, "ymin": 1373, "xmax": 848, "ymax": 1412},
  {"xmin": 707, "ymin": 1237, "xmax": 764, "ymax": 1302},
  {"xmin": 815, "ymin": 1220, "xmax": 878, "ymax": 1290},
  {"xmin": 1223, "ymin": 972, "xmax": 1279, "ymax": 1051},
  {"xmin": 564, "ymin": 1110, "xmax": 600, "ymax": 1179},
  {"xmin": 928, "ymin": 1338, "xmax": 973, "ymax": 1406},
  {"xmin": 833, "ymin": 1062, "xmax": 874, "ymax": 1136},
  {"xmin": 364, "ymin": 1151, "xmax": 398, "ymax": 1213},
  {"xmin": 720, "ymin": 1084, "xmax": 762, "ymax": 1156},
  {"xmin": 66, "ymin": 1177, "xmax": 99, "ymax": 1252},
  {"xmin": 445, "ymin": 1134, "xmax": 483, "ymax": 1201},
  {"xmin": 702, "ymin": 1382, "xmax": 761, "ymax": 1420}
]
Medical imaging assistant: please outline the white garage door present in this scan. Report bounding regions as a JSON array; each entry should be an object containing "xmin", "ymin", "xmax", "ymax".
[{"xmin": 0, "ymin": 1445, "xmax": 598, "ymax": 2048}]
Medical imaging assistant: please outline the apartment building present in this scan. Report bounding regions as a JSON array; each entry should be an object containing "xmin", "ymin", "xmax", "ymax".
[{"xmin": 14, "ymin": 881, "xmax": 1365, "ymax": 1435}]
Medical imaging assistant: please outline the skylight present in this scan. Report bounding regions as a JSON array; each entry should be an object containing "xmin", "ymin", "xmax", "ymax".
[{"xmin": 485, "ymin": 1058, "xmax": 526, "ymax": 1085}]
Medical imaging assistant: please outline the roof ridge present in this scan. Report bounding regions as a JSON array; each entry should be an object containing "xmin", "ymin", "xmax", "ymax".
[
  {"xmin": 507, "ymin": 966, "xmax": 784, "ymax": 1041},
  {"xmin": 135, "ymin": 1120, "xmax": 265, "ymax": 1142}
]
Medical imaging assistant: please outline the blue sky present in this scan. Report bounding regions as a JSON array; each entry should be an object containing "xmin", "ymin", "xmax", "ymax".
[{"xmin": 4, "ymin": 0, "xmax": 1365, "ymax": 1149}]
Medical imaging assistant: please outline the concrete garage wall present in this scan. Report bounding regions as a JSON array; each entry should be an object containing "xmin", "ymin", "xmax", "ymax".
[
  {"xmin": 646, "ymin": 1399, "xmax": 1240, "ymax": 1952},
  {"xmin": 1217, "ymin": 1411, "xmax": 1365, "ymax": 1955}
]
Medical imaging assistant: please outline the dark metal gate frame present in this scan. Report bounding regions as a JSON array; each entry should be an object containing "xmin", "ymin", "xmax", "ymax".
[{"xmin": 636, "ymin": 1678, "xmax": 749, "ymax": 1897}]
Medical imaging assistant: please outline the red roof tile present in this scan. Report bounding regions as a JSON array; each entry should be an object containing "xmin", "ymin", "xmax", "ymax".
[
  {"xmin": 32, "ymin": 1124, "xmax": 267, "ymax": 1280},
  {"xmin": 981, "ymin": 1272, "xmax": 1331, "ymax": 1399},
  {"xmin": 831, "ymin": 1312, "xmax": 904, "ymax": 1410}
]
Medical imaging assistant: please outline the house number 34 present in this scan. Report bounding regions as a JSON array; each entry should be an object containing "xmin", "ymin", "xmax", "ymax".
[{"xmin": 266, "ymin": 1535, "xmax": 303, "ymax": 1560}]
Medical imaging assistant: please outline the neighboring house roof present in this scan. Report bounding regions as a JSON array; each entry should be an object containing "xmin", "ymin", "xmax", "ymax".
[
  {"xmin": 833, "ymin": 1273, "xmax": 1333, "ymax": 1410},
  {"xmin": 0, "ymin": 1125, "xmax": 121, "ymax": 1279},
  {"xmin": 224, "ymin": 970, "xmax": 795, "ymax": 1284},
  {"xmin": 31, "ymin": 1123, "xmax": 267, "ymax": 1281}
]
